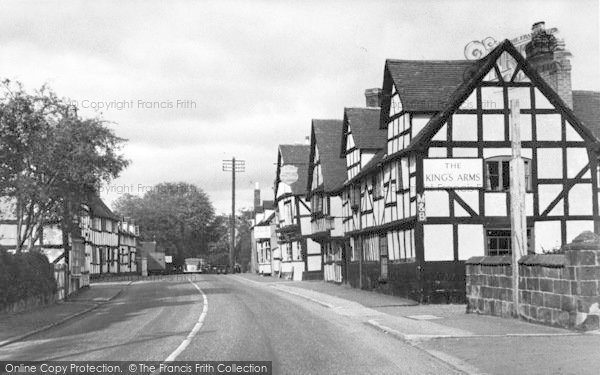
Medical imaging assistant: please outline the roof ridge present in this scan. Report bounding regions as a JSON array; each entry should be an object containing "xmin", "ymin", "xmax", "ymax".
[{"xmin": 386, "ymin": 59, "xmax": 472, "ymax": 63}]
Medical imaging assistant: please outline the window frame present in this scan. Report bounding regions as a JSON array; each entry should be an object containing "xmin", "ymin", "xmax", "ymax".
[{"xmin": 484, "ymin": 156, "xmax": 532, "ymax": 192}]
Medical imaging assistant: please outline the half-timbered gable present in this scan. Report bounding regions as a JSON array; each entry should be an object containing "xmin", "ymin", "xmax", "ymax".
[
  {"xmin": 340, "ymin": 107, "xmax": 386, "ymax": 238},
  {"xmin": 345, "ymin": 24, "xmax": 600, "ymax": 301},
  {"xmin": 274, "ymin": 144, "xmax": 321, "ymax": 279},
  {"xmin": 307, "ymin": 119, "xmax": 346, "ymax": 282}
]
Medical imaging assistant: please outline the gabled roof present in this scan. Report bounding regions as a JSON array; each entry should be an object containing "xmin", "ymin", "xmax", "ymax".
[
  {"xmin": 87, "ymin": 194, "xmax": 119, "ymax": 221},
  {"xmin": 391, "ymin": 39, "xmax": 599, "ymax": 160},
  {"xmin": 344, "ymin": 149, "xmax": 386, "ymax": 187},
  {"xmin": 573, "ymin": 90, "xmax": 600, "ymax": 141},
  {"xmin": 384, "ymin": 59, "xmax": 473, "ymax": 113},
  {"xmin": 279, "ymin": 145, "xmax": 310, "ymax": 164},
  {"xmin": 276, "ymin": 144, "xmax": 310, "ymax": 196},
  {"xmin": 307, "ymin": 119, "xmax": 346, "ymax": 194},
  {"xmin": 257, "ymin": 211, "xmax": 276, "ymax": 226},
  {"xmin": 340, "ymin": 107, "xmax": 386, "ymax": 157}
]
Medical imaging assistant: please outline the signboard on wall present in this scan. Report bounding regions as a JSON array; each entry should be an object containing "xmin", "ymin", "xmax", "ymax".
[
  {"xmin": 423, "ymin": 158, "xmax": 483, "ymax": 189},
  {"xmin": 254, "ymin": 225, "xmax": 271, "ymax": 239},
  {"xmin": 416, "ymin": 194, "xmax": 426, "ymax": 222}
]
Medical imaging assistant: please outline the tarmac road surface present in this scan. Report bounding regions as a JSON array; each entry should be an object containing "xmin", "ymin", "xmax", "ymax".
[{"xmin": 0, "ymin": 274, "xmax": 461, "ymax": 375}]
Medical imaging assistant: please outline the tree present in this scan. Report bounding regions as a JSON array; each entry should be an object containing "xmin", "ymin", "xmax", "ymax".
[
  {"xmin": 0, "ymin": 80, "xmax": 129, "ymax": 254},
  {"xmin": 113, "ymin": 182, "xmax": 215, "ymax": 265},
  {"xmin": 234, "ymin": 209, "xmax": 254, "ymax": 271}
]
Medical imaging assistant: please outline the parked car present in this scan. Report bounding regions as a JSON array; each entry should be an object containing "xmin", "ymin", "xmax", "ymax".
[{"xmin": 183, "ymin": 257, "xmax": 206, "ymax": 273}]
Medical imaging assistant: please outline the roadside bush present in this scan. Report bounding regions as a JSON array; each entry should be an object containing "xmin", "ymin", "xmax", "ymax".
[{"xmin": 0, "ymin": 250, "xmax": 57, "ymax": 308}]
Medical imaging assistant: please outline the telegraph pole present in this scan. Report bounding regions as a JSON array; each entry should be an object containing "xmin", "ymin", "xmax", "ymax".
[
  {"xmin": 510, "ymin": 99, "xmax": 526, "ymax": 317},
  {"xmin": 222, "ymin": 157, "xmax": 245, "ymax": 272}
]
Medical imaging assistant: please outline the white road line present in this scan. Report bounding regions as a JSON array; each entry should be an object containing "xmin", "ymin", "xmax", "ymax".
[{"xmin": 163, "ymin": 278, "xmax": 208, "ymax": 362}]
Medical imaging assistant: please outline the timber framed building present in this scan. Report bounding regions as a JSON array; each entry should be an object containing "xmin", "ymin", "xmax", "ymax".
[
  {"xmin": 306, "ymin": 119, "xmax": 346, "ymax": 283},
  {"xmin": 274, "ymin": 144, "xmax": 322, "ymax": 280},
  {"xmin": 340, "ymin": 23, "xmax": 600, "ymax": 302}
]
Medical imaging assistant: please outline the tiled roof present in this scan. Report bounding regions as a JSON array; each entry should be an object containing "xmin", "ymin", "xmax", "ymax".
[
  {"xmin": 402, "ymin": 40, "xmax": 599, "ymax": 156},
  {"xmin": 278, "ymin": 144, "xmax": 310, "ymax": 196},
  {"xmin": 279, "ymin": 144, "xmax": 310, "ymax": 165},
  {"xmin": 310, "ymin": 119, "xmax": 346, "ymax": 193},
  {"xmin": 87, "ymin": 194, "xmax": 119, "ymax": 221},
  {"xmin": 573, "ymin": 90, "xmax": 600, "ymax": 140},
  {"xmin": 262, "ymin": 200, "xmax": 274, "ymax": 210},
  {"xmin": 385, "ymin": 59, "xmax": 474, "ymax": 112},
  {"xmin": 342, "ymin": 107, "xmax": 386, "ymax": 154}
]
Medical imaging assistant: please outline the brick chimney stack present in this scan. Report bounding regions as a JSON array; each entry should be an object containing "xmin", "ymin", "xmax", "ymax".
[
  {"xmin": 525, "ymin": 21, "xmax": 573, "ymax": 108},
  {"xmin": 365, "ymin": 88, "xmax": 383, "ymax": 107},
  {"xmin": 253, "ymin": 182, "xmax": 260, "ymax": 210}
]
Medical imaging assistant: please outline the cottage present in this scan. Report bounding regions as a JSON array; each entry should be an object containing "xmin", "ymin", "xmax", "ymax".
[
  {"xmin": 250, "ymin": 186, "xmax": 275, "ymax": 276},
  {"xmin": 343, "ymin": 22, "xmax": 600, "ymax": 301},
  {"xmin": 118, "ymin": 217, "xmax": 139, "ymax": 274},
  {"xmin": 80, "ymin": 195, "xmax": 121, "ymax": 278},
  {"xmin": 306, "ymin": 119, "xmax": 347, "ymax": 283},
  {"xmin": 274, "ymin": 144, "xmax": 321, "ymax": 280},
  {"xmin": 339, "ymin": 93, "xmax": 388, "ymax": 290}
]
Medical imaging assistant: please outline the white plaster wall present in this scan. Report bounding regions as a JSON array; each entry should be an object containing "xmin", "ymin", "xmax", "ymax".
[
  {"xmin": 537, "ymin": 148, "xmax": 563, "ymax": 179},
  {"xmin": 307, "ymin": 238, "xmax": 321, "ymax": 255},
  {"xmin": 536, "ymin": 114, "xmax": 562, "ymax": 141},
  {"xmin": 307, "ymin": 254, "xmax": 321, "ymax": 271},
  {"xmin": 424, "ymin": 190, "xmax": 449, "ymax": 217},
  {"xmin": 412, "ymin": 116, "xmax": 430, "ymax": 138},
  {"xmin": 485, "ymin": 193, "xmax": 507, "ymax": 216},
  {"xmin": 458, "ymin": 224, "xmax": 484, "ymax": 260},
  {"xmin": 538, "ymin": 184, "xmax": 564, "ymax": 215},
  {"xmin": 483, "ymin": 114, "xmax": 504, "ymax": 141},
  {"xmin": 569, "ymin": 184, "xmax": 593, "ymax": 215},
  {"xmin": 423, "ymin": 224, "xmax": 454, "ymax": 261},
  {"xmin": 534, "ymin": 221, "xmax": 562, "ymax": 253},
  {"xmin": 452, "ymin": 114, "xmax": 477, "ymax": 141},
  {"xmin": 452, "ymin": 148, "xmax": 478, "ymax": 157},
  {"xmin": 566, "ymin": 148, "xmax": 589, "ymax": 178}
]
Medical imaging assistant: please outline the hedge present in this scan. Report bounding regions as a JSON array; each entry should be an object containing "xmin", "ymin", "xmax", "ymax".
[{"xmin": 0, "ymin": 250, "xmax": 57, "ymax": 307}]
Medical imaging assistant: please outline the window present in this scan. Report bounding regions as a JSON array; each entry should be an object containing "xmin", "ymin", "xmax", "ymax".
[
  {"xmin": 485, "ymin": 156, "xmax": 531, "ymax": 192},
  {"xmin": 373, "ymin": 175, "xmax": 383, "ymax": 199},
  {"xmin": 284, "ymin": 201, "xmax": 293, "ymax": 225},
  {"xmin": 486, "ymin": 228, "xmax": 533, "ymax": 256},
  {"xmin": 350, "ymin": 185, "xmax": 360, "ymax": 210}
]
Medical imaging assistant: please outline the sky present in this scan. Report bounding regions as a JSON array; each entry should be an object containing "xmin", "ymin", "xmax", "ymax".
[{"xmin": 1, "ymin": 0, "xmax": 598, "ymax": 215}]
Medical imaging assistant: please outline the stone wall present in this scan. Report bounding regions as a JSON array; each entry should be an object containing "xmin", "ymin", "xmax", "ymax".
[{"xmin": 466, "ymin": 231, "xmax": 600, "ymax": 330}]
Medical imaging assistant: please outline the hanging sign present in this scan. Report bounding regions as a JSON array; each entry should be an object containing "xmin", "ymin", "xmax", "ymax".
[
  {"xmin": 423, "ymin": 158, "xmax": 483, "ymax": 189},
  {"xmin": 280, "ymin": 165, "xmax": 299, "ymax": 185}
]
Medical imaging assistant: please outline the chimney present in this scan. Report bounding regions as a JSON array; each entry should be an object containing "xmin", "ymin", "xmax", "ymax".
[
  {"xmin": 253, "ymin": 183, "xmax": 261, "ymax": 210},
  {"xmin": 365, "ymin": 88, "xmax": 382, "ymax": 107},
  {"xmin": 525, "ymin": 21, "xmax": 573, "ymax": 108},
  {"xmin": 305, "ymin": 135, "xmax": 310, "ymax": 145}
]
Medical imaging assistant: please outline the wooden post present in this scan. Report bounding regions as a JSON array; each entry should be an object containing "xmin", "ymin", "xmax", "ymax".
[{"xmin": 510, "ymin": 99, "xmax": 527, "ymax": 317}]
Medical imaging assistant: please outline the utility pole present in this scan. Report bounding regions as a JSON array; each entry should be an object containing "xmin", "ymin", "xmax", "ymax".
[
  {"xmin": 510, "ymin": 99, "xmax": 527, "ymax": 317},
  {"xmin": 222, "ymin": 157, "xmax": 245, "ymax": 271}
]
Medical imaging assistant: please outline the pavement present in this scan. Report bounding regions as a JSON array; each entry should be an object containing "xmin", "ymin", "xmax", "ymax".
[
  {"xmin": 1, "ymin": 274, "xmax": 462, "ymax": 374},
  {"xmin": 0, "ymin": 281, "xmax": 129, "ymax": 347},
  {"xmin": 235, "ymin": 272, "xmax": 600, "ymax": 375},
  {"xmin": 2, "ymin": 273, "xmax": 599, "ymax": 374}
]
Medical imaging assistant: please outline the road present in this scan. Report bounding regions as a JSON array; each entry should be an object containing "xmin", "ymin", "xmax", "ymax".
[{"xmin": 0, "ymin": 275, "xmax": 461, "ymax": 374}]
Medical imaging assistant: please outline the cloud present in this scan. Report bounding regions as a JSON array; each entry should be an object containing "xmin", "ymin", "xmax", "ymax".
[{"xmin": 1, "ymin": 0, "xmax": 598, "ymax": 214}]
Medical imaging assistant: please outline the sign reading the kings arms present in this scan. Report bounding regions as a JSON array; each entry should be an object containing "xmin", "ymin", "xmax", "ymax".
[{"xmin": 423, "ymin": 158, "xmax": 483, "ymax": 189}]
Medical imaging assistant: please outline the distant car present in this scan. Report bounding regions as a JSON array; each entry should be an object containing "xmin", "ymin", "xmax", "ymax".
[{"xmin": 183, "ymin": 258, "xmax": 206, "ymax": 273}]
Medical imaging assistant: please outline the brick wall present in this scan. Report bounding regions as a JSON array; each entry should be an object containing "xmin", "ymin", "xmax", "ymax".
[{"xmin": 466, "ymin": 231, "xmax": 600, "ymax": 330}]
